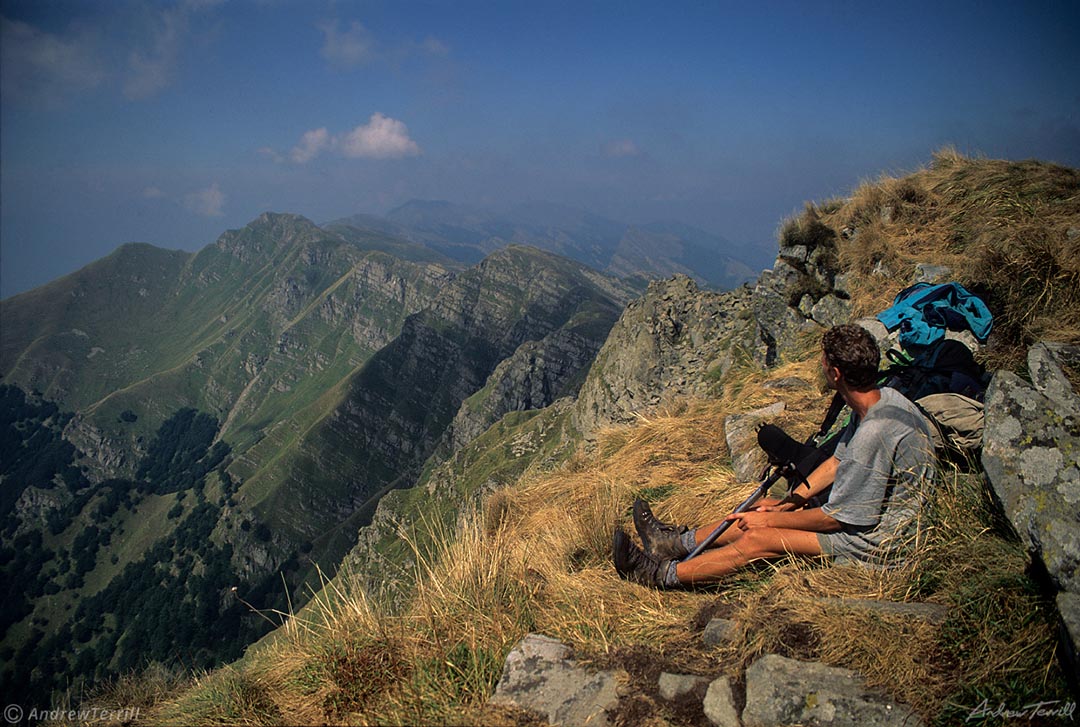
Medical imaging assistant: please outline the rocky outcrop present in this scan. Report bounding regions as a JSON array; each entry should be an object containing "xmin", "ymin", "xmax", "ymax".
[
  {"xmin": 213, "ymin": 212, "xmax": 326, "ymax": 265},
  {"xmin": 743, "ymin": 654, "xmax": 922, "ymax": 727},
  {"xmin": 725, "ymin": 402, "xmax": 786, "ymax": 482},
  {"xmin": 571, "ymin": 231, "xmax": 850, "ymax": 434},
  {"xmin": 982, "ymin": 341, "xmax": 1080, "ymax": 680},
  {"xmin": 12, "ymin": 485, "xmax": 73, "ymax": 537},
  {"xmin": 751, "ymin": 262, "xmax": 820, "ymax": 367},
  {"xmin": 63, "ymin": 414, "xmax": 135, "ymax": 480},
  {"xmin": 490, "ymin": 634, "xmax": 625, "ymax": 726},
  {"xmin": 982, "ymin": 343, "xmax": 1080, "ymax": 594},
  {"xmin": 572, "ymin": 275, "xmax": 752, "ymax": 433}
]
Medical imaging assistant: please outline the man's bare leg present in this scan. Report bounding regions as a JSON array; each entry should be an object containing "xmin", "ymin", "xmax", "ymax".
[{"xmin": 675, "ymin": 527, "xmax": 823, "ymax": 584}]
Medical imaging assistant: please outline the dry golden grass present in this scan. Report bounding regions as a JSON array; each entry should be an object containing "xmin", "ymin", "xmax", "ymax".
[{"xmin": 807, "ymin": 148, "xmax": 1080, "ymax": 369}]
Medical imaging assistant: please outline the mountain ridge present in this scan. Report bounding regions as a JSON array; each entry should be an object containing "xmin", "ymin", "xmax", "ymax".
[{"xmin": 0, "ymin": 211, "xmax": 637, "ymax": 704}]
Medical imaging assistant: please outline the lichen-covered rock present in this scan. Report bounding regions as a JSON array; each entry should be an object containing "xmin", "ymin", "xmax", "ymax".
[
  {"xmin": 810, "ymin": 295, "xmax": 851, "ymax": 330},
  {"xmin": 490, "ymin": 634, "xmax": 625, "ymax": 726},
  {"xmin": 982, "ymin": 370, "xmax": 1080, "ymax": 594},
  {"xmin": 982, "ymin": 344, "xmax": 1080, "ymax": 682},
  {"xmin": 1027, "ymin": 342, "xmax": 1080, "ymax": 417},
  {"xmin": 751, "ymin": 264, "xmax": 814, "ymax": 367},
  {"xmin": 742, "ymin": 654, "xmax": 922, "ymax": 727}
]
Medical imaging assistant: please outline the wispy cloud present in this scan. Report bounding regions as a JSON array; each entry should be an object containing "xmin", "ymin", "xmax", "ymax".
[
  {"xmin": 603, "ymin": 139, "xmax": 641, "ymax": 158},
  {"xmin": 290, "ymin": 127, "xmax": 331, "ymax": 163},
  {"xmin": 142, "ymin": 186, "xmax": 165, "ymax": 199},
  {"xmin": 266, "ymin": 114, "xmax": 422, "ymax": 164},
  {"xmin": 0, "ymin": 17, "xmax": 106, "ymax": 106},
  {"xmin": 316, "ymin": 17, "xmax": 447, "ymax": 70},
  {"xmin": 123, "ymin": 0, "xmax": 222, "ymax": 100},
  {"xmin": 317, "ymin": 19, "xmax": 376, "ymax": 69},
  {"xmin": 184, "ymin": 182, "xmax": 226, "ymax": 217}
]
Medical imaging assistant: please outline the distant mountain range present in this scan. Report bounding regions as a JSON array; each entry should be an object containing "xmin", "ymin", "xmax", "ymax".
[
  {"xmin": 327, "ymin": 199, "xmax": 758, "ymax": 291},
  {"xmin": 0, "ymin": 199, "xmax": 758, "ymax": 702},
  {"xmin": 0, "ymin": 211, "xmax": 639, "ymax": 701}
]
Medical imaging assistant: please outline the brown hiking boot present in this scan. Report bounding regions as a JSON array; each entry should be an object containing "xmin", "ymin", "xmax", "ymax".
[
  {"xmin": 633, "ymin": 499, "xmax": 690, "ymax": 560},
  {"xmin": 613, "ymin": 528, "xmax": 675, "ymax": 589}
]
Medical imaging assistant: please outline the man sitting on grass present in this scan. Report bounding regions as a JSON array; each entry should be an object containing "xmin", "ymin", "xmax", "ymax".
[{"xmin": 613, "ymin": 323, "xmax": 936, "ymax": 588}]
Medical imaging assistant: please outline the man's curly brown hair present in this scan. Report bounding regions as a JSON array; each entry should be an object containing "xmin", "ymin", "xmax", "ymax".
[{"xmin": 822, "ymin": 324, "xmax": 880, "ymax": 389}]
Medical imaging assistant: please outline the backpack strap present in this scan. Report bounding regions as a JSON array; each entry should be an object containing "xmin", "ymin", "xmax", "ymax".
[{"xmin": 814, "ymin": 392, "xmax": 846, "ymax": 443}]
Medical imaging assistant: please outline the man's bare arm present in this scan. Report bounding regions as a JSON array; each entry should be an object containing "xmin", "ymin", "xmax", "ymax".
[
  {"xmin": 779, "ymin": 455, "xmax": 838, "ymax": 507},
  {"xmin": 729, "ymin": 506, "xmax": 842, "ymax": 533}
]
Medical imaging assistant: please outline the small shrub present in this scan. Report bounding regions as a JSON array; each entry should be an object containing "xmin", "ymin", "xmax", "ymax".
[{"xmin": 319, "ymin": 637, "xmax": 409, "ymax": 718}]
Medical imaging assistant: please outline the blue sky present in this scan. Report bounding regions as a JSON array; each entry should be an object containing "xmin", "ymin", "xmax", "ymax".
[{"xmin": 2, "ymin": 0, "xmax": 1078, "ymax": 298}]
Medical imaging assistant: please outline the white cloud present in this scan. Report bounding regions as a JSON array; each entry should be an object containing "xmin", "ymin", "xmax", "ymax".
[
  {"xmin": 0, "ymin": 17, "xmax": 106, "ymax": 105},
  {"xmin": 603, "ymin": 139, "xmax": 641, "ymax": 158},
  {"xmin": 339, "ymin": 113, "xmax": 421, "ymax": 159},
  {"xmin": 184, "ymin": 182, "xmax": 225, "ymax": 217},
  {"xmin": 142, "ymin": 186, "xmax": 165, "ymax": 199},
  {"xmin": 269, "ymin": 115, "xmax": 421, "ymax": 165},
  {"xmin": 317, "ymin": 19, "xmax": 375, "ymax": 69},
  {"xmin": 290, "ymin": 127, "xmax": 330, "ymax": 163}
]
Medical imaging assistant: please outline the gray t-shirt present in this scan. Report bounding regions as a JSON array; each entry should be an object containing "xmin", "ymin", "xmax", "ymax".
[{"xmin": 817, "ymin": 387, "xmax": 935, "ymax": 565}]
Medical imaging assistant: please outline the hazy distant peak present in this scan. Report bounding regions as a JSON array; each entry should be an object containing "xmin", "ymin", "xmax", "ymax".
[
  {"xmin": 386, "ymin": 199, "xmax": 492, "ymax": 226},
  {"xmin": 214, "ymin": 212, "xmax": 326, "ymax": 261}
]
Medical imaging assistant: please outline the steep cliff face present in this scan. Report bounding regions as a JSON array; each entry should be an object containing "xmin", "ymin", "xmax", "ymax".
[
  {"xmin": 572, "ymin": 276, "xmax": 751, "ymax": 433},
  {"xmin": 250, "ymin": 246, "xmax": 633, "ymax": 545},
  {"xmin": 438, "ymin": 318, "xmax": 611, "ymax": 458}
]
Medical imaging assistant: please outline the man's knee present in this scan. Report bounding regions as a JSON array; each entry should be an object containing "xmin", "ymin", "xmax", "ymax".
[{"xmin": 733, "ymin": 527, "xmax": 778, "ymax": 558}]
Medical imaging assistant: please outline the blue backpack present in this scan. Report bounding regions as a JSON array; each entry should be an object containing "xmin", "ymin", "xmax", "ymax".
[{"xmin": 876, "ymin": 282, "xmax": 993, "ymax": 349}]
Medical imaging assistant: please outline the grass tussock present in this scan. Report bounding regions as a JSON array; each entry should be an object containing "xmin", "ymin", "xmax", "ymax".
[
  {"xmin": 803, "ymin": 148, "xmax": 1080, "ymax": 369},
  {"xmin": 103, "ymin": 151, "xmax": 1074, "ymax": 725}
]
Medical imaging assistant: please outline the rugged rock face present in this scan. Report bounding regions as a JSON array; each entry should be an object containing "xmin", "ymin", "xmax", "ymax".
[
  {"xmin": 265, "ymin": 245, "xmax": 632, "ymax": 543},
  {"xmin": 0, "ymin": 218, "xmax": 636, "ymax": 702},
  {"xmin": 982, "ymin": 341, "xmax": 1080, "ymax": 680},
  {"xmin": 982, "ymin": 343, "xmax": 1080, "ymax": 594},
  {"xmin": 62, "ymin": 414, "xmax": 135, "ymax": 480},
  {"xmin": 439, "ymin": 322, "xmax": 610, "ymax": 458},
  {"xmin": 571, "ymin": 234, "xmax": 847, "ymax": 433},
  {"xmin": 572, "ymin": 275, "xmax": 752, "ymax": 433}
]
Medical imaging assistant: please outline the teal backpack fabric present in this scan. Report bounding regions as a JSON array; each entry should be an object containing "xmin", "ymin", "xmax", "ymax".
[{"xmin": 876, "ymin": 282, "xmax": 993, "ymax": 348}]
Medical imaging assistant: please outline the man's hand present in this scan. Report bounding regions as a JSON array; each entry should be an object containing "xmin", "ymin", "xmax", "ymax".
[
  {"xmin": 756, "ymin": 501, "xmax": 796, "ymax": 512},
  {"xmin": 725, "ymin": 511, "xmax": 774, "ymax": 530}
]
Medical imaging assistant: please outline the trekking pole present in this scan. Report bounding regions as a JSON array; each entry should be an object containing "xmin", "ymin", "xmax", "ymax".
[{"xmin": 681, "ymin": 465, "xmax": 788, "ymax": 562}]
